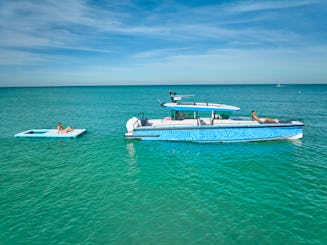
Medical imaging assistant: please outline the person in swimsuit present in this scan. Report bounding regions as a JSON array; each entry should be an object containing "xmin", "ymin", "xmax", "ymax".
[
  {"xmin": 252, "ymin": 110, "xmax": 279, "ymax": 123},
  {"xmin": 57, "ymin": 122, "xmax": 73, "ymax": 133}
]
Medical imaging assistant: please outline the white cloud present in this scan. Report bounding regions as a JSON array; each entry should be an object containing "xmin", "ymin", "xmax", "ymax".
[
  {"xmin": 0, "ymin": 0, "xmax": 317, "ymax": 53},
  {"xmin": 132, "ymin": 48, "xmax": 188, "ymax": 59},
  {"xmin": 0, "ymin": 49, "xmax": 47, "ymax": 65},
  {"xmin": 226, "ymin": 0, "xmax": 317, "ymax": 13},
  {"xmin": 4, "ymin": 46, "xmax": 325, "ymax": 86}
]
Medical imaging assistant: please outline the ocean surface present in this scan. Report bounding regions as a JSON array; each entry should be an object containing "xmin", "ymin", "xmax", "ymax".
[{"xmin": 1, "ymin": 85, "xmax": 326, "ymax": 244}]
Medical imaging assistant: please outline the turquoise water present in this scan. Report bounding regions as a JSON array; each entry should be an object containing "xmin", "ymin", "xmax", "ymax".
[{"xmin": 1, "ymin": 85, "xmax": 326, "ymax": 244}]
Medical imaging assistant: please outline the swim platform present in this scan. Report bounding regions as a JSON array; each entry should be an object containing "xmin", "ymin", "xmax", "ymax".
[{"xmin": 15, "ymin": 129, "xmax": 86, "ymax": 138}]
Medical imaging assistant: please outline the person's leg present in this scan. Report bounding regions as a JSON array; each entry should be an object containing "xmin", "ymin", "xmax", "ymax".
[
  {"xmin": 64, "ymin": 126, "xmax": 73, "ymax": 133},
  {"xmin": 264, "ymin": 118, "xmax": 278, "ymax": 123}
]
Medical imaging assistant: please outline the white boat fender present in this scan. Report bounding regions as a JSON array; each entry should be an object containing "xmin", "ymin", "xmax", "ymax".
[{"xmin": 126, "ymin": 117, "xmax": 141, "ymax": 132}]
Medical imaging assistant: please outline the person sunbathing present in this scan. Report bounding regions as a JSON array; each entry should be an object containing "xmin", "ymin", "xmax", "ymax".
[
  {"xmin": 252, "ymin": 110, "xmax": 279, "ymax": 123},
  {"xmin": 57, "ymin": 122, "xmax": 73, "ymax": 133}
]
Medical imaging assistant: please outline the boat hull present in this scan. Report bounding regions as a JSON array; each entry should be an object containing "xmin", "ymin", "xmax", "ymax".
[{"xmin": 125, "ymin": 123, "xmax": 304, "ymax": 143}]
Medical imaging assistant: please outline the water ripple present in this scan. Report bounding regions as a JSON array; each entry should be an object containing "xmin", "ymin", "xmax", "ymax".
[{"xmin": 1, "ymin": 85, "xmax": 327, "ymax": 244}]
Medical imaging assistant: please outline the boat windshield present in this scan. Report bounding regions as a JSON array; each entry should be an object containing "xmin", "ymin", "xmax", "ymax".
[
  {"xmin": 171, "ymin": 110, "xmax": 198, "ymax": 120},
  {"xmin": 170, "ymin": 110, "xmax": 233, "ymax": 120},
  {"xmin": 214, "ymin": 112, "xmax": 232, "ymax": 119}
]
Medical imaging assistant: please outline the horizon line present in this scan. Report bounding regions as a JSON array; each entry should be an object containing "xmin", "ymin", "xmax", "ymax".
[{"xmin": 1, "ymin": 83, "xmax": 326, "ymax": 88}]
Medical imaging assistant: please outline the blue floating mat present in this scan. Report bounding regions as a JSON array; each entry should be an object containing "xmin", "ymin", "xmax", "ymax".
[{"xmin": 15, "ymin": 129, "xmax": 86, "ymax": 138}]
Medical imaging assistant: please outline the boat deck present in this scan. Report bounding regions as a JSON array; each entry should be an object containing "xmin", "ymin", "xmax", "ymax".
[{"xmin": 146, "ymin": 118, "xmax": 258, "ymax": 127}]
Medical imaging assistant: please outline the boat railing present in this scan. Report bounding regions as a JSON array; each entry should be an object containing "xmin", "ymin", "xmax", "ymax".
[
  {"xmin": 137, "ymin": 112, "xmax": 148, "ymax": 126},
  {"xmin": 178, "ymin": 101, "xmax": 196, "ymax": 105},
  {"xmin": 177, "ymin": 102, "xmax": 211, "ymax": 106}
]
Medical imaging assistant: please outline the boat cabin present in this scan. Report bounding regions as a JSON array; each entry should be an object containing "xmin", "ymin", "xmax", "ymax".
[{"xmin": 171, "ymin": 110, "xmax": 233, "ymax": 120}]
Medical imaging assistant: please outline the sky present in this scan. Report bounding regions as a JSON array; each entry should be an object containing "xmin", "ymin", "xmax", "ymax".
[{"xmin": 0, "ymin": 0, "xmax": 327, "ymax": 87}]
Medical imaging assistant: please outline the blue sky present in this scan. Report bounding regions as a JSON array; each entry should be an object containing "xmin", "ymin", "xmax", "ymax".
[{"xmin": 0, "ymin": 0, "xmax": 326, "ymax": 86}]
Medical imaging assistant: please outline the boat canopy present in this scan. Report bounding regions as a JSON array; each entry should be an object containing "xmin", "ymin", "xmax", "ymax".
[{"xmin": 162, "ymin": 102, "xmax": 240, "ymax": 112}]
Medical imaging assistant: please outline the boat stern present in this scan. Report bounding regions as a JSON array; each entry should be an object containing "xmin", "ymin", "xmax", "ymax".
[{"xmin": 125, "ymin": 117, "xmax": 141, "ymax": 138}]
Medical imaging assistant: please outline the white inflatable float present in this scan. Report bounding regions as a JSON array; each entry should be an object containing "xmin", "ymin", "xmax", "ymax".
[{"xmin": 15, "ymin": 129, "xmax": 86, "ymax": 138}]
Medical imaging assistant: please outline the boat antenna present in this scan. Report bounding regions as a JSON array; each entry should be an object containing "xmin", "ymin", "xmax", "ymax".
[{"xmin": 157, "ymin": 98, "xmax": 164, "ymax": 107}]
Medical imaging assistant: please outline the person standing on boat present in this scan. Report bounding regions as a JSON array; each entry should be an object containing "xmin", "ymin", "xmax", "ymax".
[
  {"xmin": 252, "ymin": 110, "xmax": 279, "ymax": 123},
  {"xmin": 169, "ymin": 90, "xmax": 177, "ymax": 102}
]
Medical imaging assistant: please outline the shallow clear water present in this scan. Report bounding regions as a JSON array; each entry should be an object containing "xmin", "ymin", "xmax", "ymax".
[{"xmin": 1, "ymin": 85, "xmax": 326, "ymax": 244}]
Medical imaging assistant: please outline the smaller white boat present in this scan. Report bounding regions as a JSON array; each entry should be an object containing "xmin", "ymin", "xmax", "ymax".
[{"xmin": 15, "ymin": 129, "xmax": 86, "ymax": 138}]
